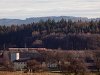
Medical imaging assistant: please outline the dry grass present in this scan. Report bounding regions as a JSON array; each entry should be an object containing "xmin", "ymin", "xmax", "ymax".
[
  {"xmin": 0, "ymin": 71, "xmax": 97, "ymax": 75},
  {"xmin": 0, "ymin": 71, "xmax": 61, "ymax": 75}
]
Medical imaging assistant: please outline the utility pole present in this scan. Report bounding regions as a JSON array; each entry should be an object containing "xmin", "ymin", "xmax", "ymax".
[
  {"xmin": 3, "ymin": 43, "xmax": 6, "ymax": 50},
  {"xmin": 24, "ymin": 43, "xmax": 27, "ymax": 48}
]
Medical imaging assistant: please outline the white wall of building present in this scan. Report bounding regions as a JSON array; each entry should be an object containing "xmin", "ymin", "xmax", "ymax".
[
  {"xmin": 14, "ymin": 62, "xmax": 27, "ymax": 70},
  {"xmin": 16, "ymin": 53, "xmax": 19, "ymax": 60},
  {"xmin": 10, "ymin": 53, "xmax": 20, "ymax": 61}
]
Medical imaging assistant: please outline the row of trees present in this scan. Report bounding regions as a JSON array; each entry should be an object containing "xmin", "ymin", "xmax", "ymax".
[
  {"xmin": 1, "ymin": 50, "xmax": 100, "ymax": 75},
  {"xmin": 25, "ymin": 50, "xmax": 100, "ymax": 75},
  {"xmin": 0, "ymin": 19, "xmax": 100, "ymax": 50}
]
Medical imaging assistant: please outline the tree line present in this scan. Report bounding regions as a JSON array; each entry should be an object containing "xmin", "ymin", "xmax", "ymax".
[
  {"xmin": 3, "ymin": 50, "xmax": 100, "ymax": 75},
  {"xmin": 0, "ymin": 19, "xmax": 100, "ymax": 50}
]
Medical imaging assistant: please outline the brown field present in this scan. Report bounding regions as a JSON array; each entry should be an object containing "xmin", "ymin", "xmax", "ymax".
[
  {"xmin": 0, "ymin": 71, "xmax": 61, "ymax": 75},
  {"xmin": 0, "ymin": 71, "xmax": 97, "ymax": 75}
]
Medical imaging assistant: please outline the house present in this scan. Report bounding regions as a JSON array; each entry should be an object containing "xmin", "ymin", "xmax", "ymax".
[
  {"xmin": 47, "ymin": 63, "xmax": 58, "ymax": 68},
  {"xmin": 9, "ymin": 48, "xmax": 42, "ymax": 61},
  {"xmin": 85, "ymin": 57, "xmax": 97, "ymax": 72},
  {"xmin": 13, "ymin": 59, "xmax": 28, "ymax": 71}
]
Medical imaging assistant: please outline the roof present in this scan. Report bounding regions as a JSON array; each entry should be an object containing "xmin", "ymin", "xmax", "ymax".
[{"xmin": 13, "ymin": 58, "xmax": 30, "ymax": 62}]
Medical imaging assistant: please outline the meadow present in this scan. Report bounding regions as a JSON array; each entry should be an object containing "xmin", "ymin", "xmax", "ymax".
[{"xmin": 0, "ymin": 71, "xmax": 97, "ymax": 75}]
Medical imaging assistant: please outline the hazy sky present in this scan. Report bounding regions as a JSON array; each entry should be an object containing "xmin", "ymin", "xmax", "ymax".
[{"xmin": 0, "ymin": 0, "xmax": 100, "ymax": 19}]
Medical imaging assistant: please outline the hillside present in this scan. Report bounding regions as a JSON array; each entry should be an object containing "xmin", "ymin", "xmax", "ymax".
[
  {"xmin": 0, "ymin": 16, "xmax": 100, "ymax": 26},
  {"xmin": 0, "ymin": 18, "xmax": 100, "ymax": 50}
]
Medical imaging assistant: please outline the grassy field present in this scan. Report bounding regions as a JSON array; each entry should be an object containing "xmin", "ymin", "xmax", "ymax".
[
  {"xmin": 0, "ymin": 71, "xmax": 62, "ymax": 75},
  {"xmin": 0, "ymin": 71, "xmax": 97, "ymax": 75}
]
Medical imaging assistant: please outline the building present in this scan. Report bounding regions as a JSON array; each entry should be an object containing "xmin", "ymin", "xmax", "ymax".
[
  {"xmin": 10, "ymin": 52, "xmax": 20, "ymax": 62},
  {"xmin": 85, "ymin": 57, "xmax": 97, "ymax": 71},
  {"xmin": 47, "ymin": 63, "xmax": 58, "ymax": 68},
  {"xmin": 13, "ymin": 59, "xmax": 27, "ymax": 71}
]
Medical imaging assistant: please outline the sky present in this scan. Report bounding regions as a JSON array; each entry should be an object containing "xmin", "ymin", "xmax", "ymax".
[{"xmin": 0, "ymin": 0, "xmax": 100, "ymax": 19}]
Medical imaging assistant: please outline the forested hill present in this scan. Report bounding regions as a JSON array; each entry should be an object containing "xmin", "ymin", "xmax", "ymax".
[
  {"xmin": 0, "ymin": 19, "xmax": 100, "ymax": 50},
  {"xmin": 0, "ymin": 16, "xmax": 100, "ymax": 26}
]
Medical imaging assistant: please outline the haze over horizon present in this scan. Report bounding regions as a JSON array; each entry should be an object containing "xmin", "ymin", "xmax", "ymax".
[{"xmin": 0, "ymin": 0, "xmax": 100, "ymax": 19}]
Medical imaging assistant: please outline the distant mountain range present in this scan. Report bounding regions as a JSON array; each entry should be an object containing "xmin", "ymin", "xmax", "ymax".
[{"xmin": 0, "ymin": 16, "xmax": 100, "ymax": 26}]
